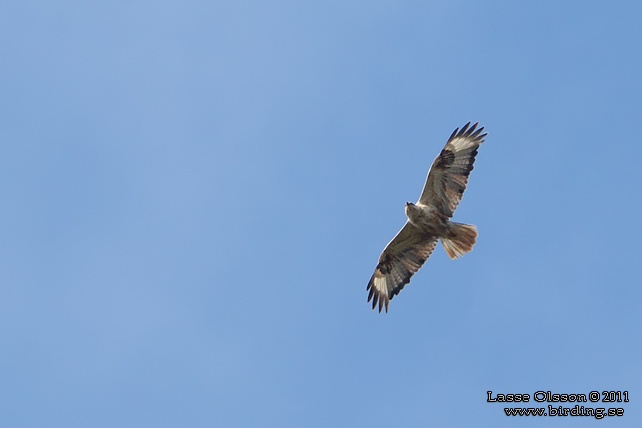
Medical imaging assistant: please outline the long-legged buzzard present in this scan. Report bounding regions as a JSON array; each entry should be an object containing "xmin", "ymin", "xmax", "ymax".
[{"xmin": 367, "ymin": 122, "xmax": 487, "ymax": 312}]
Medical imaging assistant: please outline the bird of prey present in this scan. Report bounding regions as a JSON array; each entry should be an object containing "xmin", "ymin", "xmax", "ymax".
[{"xmin": 367, "ymin": 122, "xmax": 487, "ymax": 312}]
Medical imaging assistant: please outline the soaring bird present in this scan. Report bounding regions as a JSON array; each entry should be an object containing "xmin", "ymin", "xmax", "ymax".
[{"xmin": 367, "ymin": 122, "xmax": 487, "ymax": 312}]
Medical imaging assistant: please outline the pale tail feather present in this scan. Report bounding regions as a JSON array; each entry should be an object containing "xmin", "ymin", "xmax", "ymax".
[{"xmin": 441, "ymin": 222, "xmax": 477, "ymax": 259}]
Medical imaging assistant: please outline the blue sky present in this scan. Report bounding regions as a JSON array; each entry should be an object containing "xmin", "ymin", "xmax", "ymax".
[{"xmin": 1, "ymin": 1, "xmax": 641, "ymax": 427}]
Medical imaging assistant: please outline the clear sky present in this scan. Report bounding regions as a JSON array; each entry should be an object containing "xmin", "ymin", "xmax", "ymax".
[{"xmin": 1, "ymin": 1, "xmax": 641, "ymax": 427}]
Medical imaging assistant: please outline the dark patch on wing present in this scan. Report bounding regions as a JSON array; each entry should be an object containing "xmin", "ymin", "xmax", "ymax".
[
  {"xmin": 434, "ymin": 149, "xmax": 455, "ymax": 169},
  {"xmin": 377, "ymin": 253, "xmax": 393, "ymax": 274}
]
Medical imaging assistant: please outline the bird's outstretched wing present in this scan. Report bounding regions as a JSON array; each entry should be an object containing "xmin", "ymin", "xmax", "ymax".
[
  {"xmin": 367, "ymin": 222, "xmax": 438, "ymax": 312},
  {"xmin": 418, "ymin": 122, "xmax": 486, "ymax": 218}
]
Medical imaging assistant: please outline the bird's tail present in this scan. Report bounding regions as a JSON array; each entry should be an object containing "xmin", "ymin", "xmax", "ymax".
[{"xmin": 441, "ymin": 222, "xmax": 477, "ymax": 259}]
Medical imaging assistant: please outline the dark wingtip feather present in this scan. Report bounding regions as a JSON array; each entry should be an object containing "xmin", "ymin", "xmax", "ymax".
[
  {"xmin": 449, "ymin": 121, "xmax": 480, "ymax": 142},
  {"xmin": 367, "ymin": 276, "xmax": 390, "ymax": 313},
  {"xmin": 460, "ymin": 121, "xmax": 471, "ymax": 134},
  {"xmin": 449, "ymin": 121, "xmax": 487, "ymax": 144}
]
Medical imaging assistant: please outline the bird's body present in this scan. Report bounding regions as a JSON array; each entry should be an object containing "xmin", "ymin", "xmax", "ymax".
[
  {"xmin": 405, "ymin": 202, "xmax": 447, "ymax": 235},
  {"xmin": 367, "ymin": 122, "xmax": 486, "ymax": 312}
]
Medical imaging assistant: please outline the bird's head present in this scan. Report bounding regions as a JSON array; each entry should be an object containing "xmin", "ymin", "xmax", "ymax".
[{"xmin": 404, "ymin": 202, "xmax": 415, "ymax": 216}]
